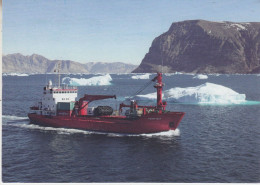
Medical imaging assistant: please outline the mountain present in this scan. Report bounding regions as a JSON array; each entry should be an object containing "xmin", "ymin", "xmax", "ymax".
[
  {"xmin": 84, "ymin": 62, "xmax": 137, "ymax": 73},
  {"xmin": 2, "ymin": 53, "xmax": 137, "ymax": 73},
  {"xmin": 133, "ymin": 20, "xmax": 260, "ymax": 74}
]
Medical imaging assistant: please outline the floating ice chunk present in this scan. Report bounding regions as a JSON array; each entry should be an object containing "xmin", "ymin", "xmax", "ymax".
[
  {"xmin": 165, "ymin": 72, "xmax": 183, "ymax": 76},
  {"xmin": 174, "ymin": 72, "xmax": 183, "ymax": 75},
  {"xmin": 5, "ymin": 73, "xmax": 29, "ymax": 76},
  {"xmin": 62, "ymin": 74, "xmax": 112, "ymax": 86},
  {"xmin": 18, "ymin": 73, "xmax": 29, "ymax": 76},
  {"xmin": 131, "ymin": 74, "xmax": 150, "ymax": 79},
  {"xmin": 136, "ymin": 83, "xmax": 246, "ymax": 104},
  {"xmin": 193, "ymin": 74, "xmax": 208, "ymax": 79},
  {"xmin": 165, "ymin": 73, "xmax": 175, "ymax": 76},
  {"xmin": 209, "ymin": 74, "xmax": 220, "ymax": 76}
]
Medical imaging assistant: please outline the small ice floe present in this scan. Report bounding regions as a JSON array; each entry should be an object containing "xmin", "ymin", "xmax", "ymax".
[
  {"xmin": 193, "ymin": 74, "xmax": 208, "ymax": 79},
  {"xmin": 4, "ymin": 73, "xmax": 29, "ymax": 76},
  {"xmin": 131, "ymin": 74, "xmax": 150, "ymax": 79}
]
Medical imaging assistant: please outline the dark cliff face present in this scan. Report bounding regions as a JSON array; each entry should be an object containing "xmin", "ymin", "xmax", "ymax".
[
  {"xmin": 2, "ymin": 53, "xmax": 137, "ymax": 73},
  {"xmin": 133, "ymin": 20, "xmax": 260, "ymax": 74}
]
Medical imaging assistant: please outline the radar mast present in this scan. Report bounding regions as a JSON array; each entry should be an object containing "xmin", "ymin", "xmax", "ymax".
[{"xmin": 54, "ymin": 62, "xmax": 61, "ymax": 88}]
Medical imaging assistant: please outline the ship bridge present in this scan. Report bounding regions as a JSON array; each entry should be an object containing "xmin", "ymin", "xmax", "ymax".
[{"xmin": 39, "ymin": 80, "xmax": 78, "ymax": 115}]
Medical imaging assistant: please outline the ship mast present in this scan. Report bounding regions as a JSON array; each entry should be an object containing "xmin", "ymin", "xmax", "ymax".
[
  {"xmin": 58, "ymin": 62, "xmax": 61, "ymax": 88},
  {"xmin": 54, "ymin": 62, "xmax": 61, "ymax": 88},
  {"xmin": 119, "ymin": 72, "xmax": 167, "ymax": 114},
  {"xmin": 153, "ymin": 72, "xmax": 166, "ymax": 113}
]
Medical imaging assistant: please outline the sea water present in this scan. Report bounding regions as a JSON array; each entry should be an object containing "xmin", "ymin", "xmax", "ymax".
[{"xmin": 2, "ymin": 73, "xmax": 260, "ymax": 182}]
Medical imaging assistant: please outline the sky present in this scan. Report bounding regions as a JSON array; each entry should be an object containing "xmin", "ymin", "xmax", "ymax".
[{"xmin": 3, "ymin": 0, "xmax": 260, "ymax": 65}]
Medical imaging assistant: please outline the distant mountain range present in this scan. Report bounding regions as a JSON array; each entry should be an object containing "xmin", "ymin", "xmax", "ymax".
[
  {"xmin": 4, "ymin": 20, "xmax": 260, "ymax": 74},
  {"xmin": 133, "ymin": 20, "xmax": 260, "ymax": 74},
  {"xmin": 2, "ymin": 53, "xmax": 138, "ymax": 74}
]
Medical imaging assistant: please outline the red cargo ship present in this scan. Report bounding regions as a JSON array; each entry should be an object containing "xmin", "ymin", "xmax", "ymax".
[{"xmin": 28, "ymin": 73, "xmax": 185, "ymax": 134}]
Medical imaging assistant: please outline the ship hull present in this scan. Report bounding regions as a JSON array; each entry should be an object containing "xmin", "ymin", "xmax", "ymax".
[{"xmin": 28, "ymin": 112, "xmax": 185, "ymax": 134}]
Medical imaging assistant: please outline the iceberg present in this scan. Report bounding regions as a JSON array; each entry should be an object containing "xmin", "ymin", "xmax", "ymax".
[
  {"xmin": 17, "ymin": 73, "xmax": 29, "ymax": 77},
  {"xmin": 4, "ymin": 73, "xmax": 29, "ymax": 76},
  {"xmin": 62, "ymin": 74, "xmax": 112, "ymax": 86},
  {"xmin": 135, "ymin": 83, "xmax": 246, "ymax": 104},
  {"xmin": 165, "ymin": 73, "xmax": 175, "ymax": 76},
  {"xmin": 131, "ymin": 74, "xmax": 150, "ymax": 79},
  {"xmin": 165, "ymin": 72, "xmax": 183, "ymax": 76},
  {"xmin": 193, "ymin": 74, "xmax": 208, "ymax": 79}
]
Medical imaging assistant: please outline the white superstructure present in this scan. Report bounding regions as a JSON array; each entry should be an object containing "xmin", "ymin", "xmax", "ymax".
[{"xmin": 33, "ymin": 80, "xmax": 78, "ymax": 115}]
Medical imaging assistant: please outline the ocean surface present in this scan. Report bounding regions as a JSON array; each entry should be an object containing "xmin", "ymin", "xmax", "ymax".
[{"xmin": 2, "ymin": 73, "xmax": 260, "ymax": 182}]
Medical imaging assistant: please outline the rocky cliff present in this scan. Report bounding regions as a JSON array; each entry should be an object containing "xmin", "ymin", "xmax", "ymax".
[
  {"xmin": 133, "ymin": 20, "xmax": 260, "ymax": 74},
  {"xmin": 2, "ymin": 53, "xmax": 137, "ymax": 73}
]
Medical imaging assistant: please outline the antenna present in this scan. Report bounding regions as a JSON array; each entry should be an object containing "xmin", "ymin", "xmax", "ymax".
[
  {"xmin": 161, "ymin": 57, "xmax": 163, "ymax": 74},
  {"xmin": 45, "ymin": 72, "xmax": 47, "ymax": 85},
  {"xmin": 161, "ymin": 51, "xmax": 163, "ymax": 74},
  {"xmin": 54, "ymin": 61, "xmax": 61, "ymax": 88},
  {"xmin": 58, "ymin": 62, "xmax": 61, "ymax": 88}
]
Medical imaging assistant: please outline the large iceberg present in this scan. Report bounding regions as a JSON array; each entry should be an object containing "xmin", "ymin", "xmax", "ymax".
[
  {"xmin": 131, "ymin": 74, "xmax": 150, "ymax": 79},
  {"xmin": 62, "ymin": 74, "xmax": 112, "ymax": 86},
  {"xmin": 135, "ymin": 83, "xmax": 246, "ymax": 104}
]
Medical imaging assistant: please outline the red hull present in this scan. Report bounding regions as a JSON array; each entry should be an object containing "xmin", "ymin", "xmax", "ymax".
[{"xmin": 28, "ymin": 112, "xmax": 185, "ymax": 134}]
